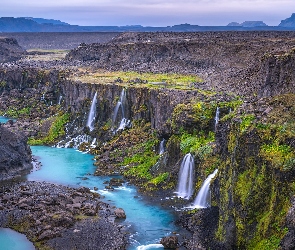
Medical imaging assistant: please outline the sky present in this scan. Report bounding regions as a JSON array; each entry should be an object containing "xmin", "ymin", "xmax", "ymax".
[{"xmin": 0, "ymin": 0, "xmax": 294, "ymax": 26}]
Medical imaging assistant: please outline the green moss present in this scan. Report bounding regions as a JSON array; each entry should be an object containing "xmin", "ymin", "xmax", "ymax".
[
  {"xmin": 72, "ymin": 70, "xmax": 203, "ymax": 90},
  {"xmin": 0, "ymin": 80, "xmax": 7, "ymax": 87},
  {"xmin": 180, "ymin": 130, "xmax": 215, "ymax": 156},
  {"xmin": 4, "ymin": 107, "xmax": 31, "ymax": 118},
  {"xmin": 239, "ymin": 114, "xmax": 255, "ymax": 133},
  {"xmin": 28, "ymin": 112, "xmax": 70, "ymax": 145},
  {"xmin": 260, "ymin": 143, "xmax": 295, "ymax": 171}
]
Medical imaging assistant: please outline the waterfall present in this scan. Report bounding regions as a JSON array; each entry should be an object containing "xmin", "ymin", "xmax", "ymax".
[
  {"xmin": 214, "ymin": 107, "xmax": 220, "ymax": 131},
  {"xmin": 159, "ymin": 139, "xmax": 165, "ymax": 155},
  {"xmin": 175, "ymin": 153, "xmax": 195, "ymax": 199},
  {"xmin": 112, "ymin": 89, "xmax": 131, "ymax": 132},
  {"xmin": 58, "ymin": 95, "xmax": 62, "ymax": 105},
  {"xmin": 87, "ymin": 92, "xmax": 97, "ymax": 131},
  {"xmin": 192, "ymin": 169, "xmax": 218, "ymax": 208}
]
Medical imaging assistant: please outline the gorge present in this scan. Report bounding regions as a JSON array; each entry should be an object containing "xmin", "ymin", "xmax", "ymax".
[{"xmin": 0, "ymin": 31, "xmax": 294, "ymax": 250}]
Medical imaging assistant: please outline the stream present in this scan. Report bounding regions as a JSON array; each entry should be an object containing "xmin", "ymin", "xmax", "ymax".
[{"xmin": 1, "ymin": 146, "xmax": 181, "ymax": 250}]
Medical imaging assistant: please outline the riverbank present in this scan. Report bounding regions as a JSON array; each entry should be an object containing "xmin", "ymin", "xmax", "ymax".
[{"xmin": 0, "ymin": 181, "xmax": 127, "ymax": 249}]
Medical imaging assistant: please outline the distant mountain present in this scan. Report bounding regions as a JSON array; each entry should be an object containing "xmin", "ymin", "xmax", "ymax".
[
  {"xmin": 23, "ymin": 17, "xmax": 70, "ymax": 26},
  {"xmin": 1, "ymin": 16, "xmax": 295, "ymax": 32},
  {"xmin": 227, "ymin": 21, "xmax": 267, "ymax": 27},
  {"xmin": 279, "ymin": 13, "xmax": 295, "ymax": 27}
]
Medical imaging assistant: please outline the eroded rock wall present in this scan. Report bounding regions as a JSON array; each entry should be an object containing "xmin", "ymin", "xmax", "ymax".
[
  {"xmin": 0, "ymin": 125, "xmax": 32, "ymax": 180},
  {"xmin": 0, "ymin": 37, "xmax": 25, "ymax": 63}
]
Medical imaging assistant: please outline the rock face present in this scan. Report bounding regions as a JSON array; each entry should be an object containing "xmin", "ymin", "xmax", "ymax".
[
  {"xmin": 66, "ymin": 31, "xmax": 295, "ymax": 97},
  {"xmin": 0, "ymin": 125, "xmax": 32, "ymax": 180},
  {"xmin": 259, "ymin": 49, "xmax": 295, "ymax": 97},
  {"xmin": 0, "ymin": 37, "xmax": 25, "ymax": 63}
]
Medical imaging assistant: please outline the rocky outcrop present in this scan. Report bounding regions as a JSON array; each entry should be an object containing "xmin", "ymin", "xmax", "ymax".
[
  {"xmin": 0, "ymin": 37, "xmax": 25, "ymax": 63},
  {"xmin": 259, "ymin": 48, "xmax": 295, "ymax": 97},
  {"xmin": 0, "ymin": 125, "xmax": 32, "ymax": 180}
]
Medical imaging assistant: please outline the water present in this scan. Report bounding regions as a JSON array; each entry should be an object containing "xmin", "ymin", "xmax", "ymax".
[
  {"xmin": 192, "ymin": 169, "xmax": 218, "ymax": 209},
  {"xmin": 112, "ymin": 89, "xmax": 131, "ymax": 132},
  {"xmin": 0, "ymin": 228, "xmax": 35, "ymax": 250},
  {"xmin": 159, "ymin": 139, "xmax": 165, "ymax": 155},
  {"xmin": 0, "ymin": 116, "xmax": 14, "ymax": 123},
  {"xmin": 175, "ymin": 153, "xmax": 195, "ymax": 199},
  {"xmin": 214, "ymin": 107, "xmax": 220, "ymax": 131},
  {"xmin": 86, "ymin": 92, "xmax": 97, "ymax": 131},
  {"xmin": 58, "ymin": 95, "xmax": 62, "ymax": 105},
  {"xmin": 27, "ymin": 146, "xmax": 178, "ymax": 250}
]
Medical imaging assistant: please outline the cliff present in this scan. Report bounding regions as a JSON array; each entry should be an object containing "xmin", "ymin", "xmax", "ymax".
[
  {"xmin": 0, "ymin": 125, "xmax": 32, "ymax": 180},
  {"xmin": 0, "ymin": 37, "xmax": 25, "ymax": 63},
  {"xmin": 66, "ymin": 31, "xmax": 295, "ymax": 97}
]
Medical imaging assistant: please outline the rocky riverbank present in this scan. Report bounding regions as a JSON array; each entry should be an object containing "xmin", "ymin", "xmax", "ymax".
[{"xmin": 0, "ymin": 181, "xmax": 127, "ymax": 249}]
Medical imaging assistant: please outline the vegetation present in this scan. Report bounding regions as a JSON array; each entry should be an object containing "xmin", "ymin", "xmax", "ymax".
[
  {"xmin": 71, "ymin": 69, "xmax": 203, "ymax": 90},
  {"xmin": 216, "ymin": 94, "xmax": 295, "ymax": 249},
  {"xmin": 28, "ymin": 112, "xmax": 70, "ymax": 145}
]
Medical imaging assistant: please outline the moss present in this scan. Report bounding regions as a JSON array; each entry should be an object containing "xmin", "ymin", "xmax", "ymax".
[
  {"xmin": 28, "ymin": 112, "xmax": 70, "ymax": 145},
  {"xmin": 0, "ymin": 80, "xmax": 7, "ymax": 87},
  {"xmin": 216, "ymin": 95, "xmax": 295, "ymax": 249},
  {"xmin": 239, "ymin": 114, "xmax": 255, "ymax": 133},
  {"xmin": 260, "ymin": 143, "xmax": 295, "ymax": 171},
  {"xmin": 71, "ymin": 69, "xmax": 203, "ymax": 90},
  {"xmin": 180, "ymin": 130, "xmax": 215, "ymax": 155}
]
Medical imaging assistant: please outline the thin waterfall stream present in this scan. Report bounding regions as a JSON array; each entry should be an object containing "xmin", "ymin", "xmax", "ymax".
[
  {"xmin": 86, "ymin": 92, "xmax": 97, "ymax": 131},
  {"xmin": 112, "ymin": 89, "xmax": 131, "ymax": 132},
  {"xmin": 192, "ymin": 169, "xmax": 218, "ymax": 209},
  {"xmin": 175, "ymin": 153, "xmax": 195, "ymax": 199}
]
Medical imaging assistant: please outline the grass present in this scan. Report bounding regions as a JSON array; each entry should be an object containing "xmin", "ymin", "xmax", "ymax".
[
  {"xmin": 25, "ymin": 49, "xmax": 69, "ymax": 61},
  {"xmin": 70, "ymin": 69, "xmax": 203, "ymax": 90}
]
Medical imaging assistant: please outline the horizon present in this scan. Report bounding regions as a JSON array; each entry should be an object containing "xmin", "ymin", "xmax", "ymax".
[{"xmin": 0, "ymin": 0, "xmax": 293, "ymax": 27}]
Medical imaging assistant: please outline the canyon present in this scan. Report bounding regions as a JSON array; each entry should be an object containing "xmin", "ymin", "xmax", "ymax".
[{"xmin": 0, "ymin": 31, "xmax": 294, "ymax": 249}]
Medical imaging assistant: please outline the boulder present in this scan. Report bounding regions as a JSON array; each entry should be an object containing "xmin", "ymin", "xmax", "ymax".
[
  {"xmin": 114, "ymin": 208, "xmax": 126, "ymax": 219},
  {"xmin": 160, "ymin": 235, "xmax": 178, "ymax": 249}
]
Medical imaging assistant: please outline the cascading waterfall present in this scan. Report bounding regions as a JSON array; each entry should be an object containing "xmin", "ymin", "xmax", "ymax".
[
  {"xmin": 87, "ymin": 92, "xmax": 97, "ymax": 131},
  {"xmin": 58, "ymin": 95, "xmax": 62, "ymax": 105},
  {"xmin": 214, "ymin": 107, "xmax": 220, "ymax": 131},
  {"xmin": 112, "ymin": 89, "xmax": 131, "ymax": 132},
  {"xmin": 175, "ymin": 153, "xmax": 195, "ymax": 199},
  {"xmin": 56, "ymin": 134, "xmax": 92, "ymax": 149},
  {"xmin": 159, "ymin": 139, "xmax": 165, "ymax": 155},
  {"xmin": 192, "ymin": 169, "xmax": 218, "ymax": 208}
]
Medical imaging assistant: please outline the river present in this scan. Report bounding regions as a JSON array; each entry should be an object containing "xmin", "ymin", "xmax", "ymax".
[{"xmin": 1, "ymin": 146, "xmax": 181, "ymax": 250}]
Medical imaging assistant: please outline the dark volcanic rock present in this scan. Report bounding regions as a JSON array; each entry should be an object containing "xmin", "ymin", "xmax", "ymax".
[
  {"xmin": 0, "ymin": 181, "xmax": 127, "ymax": 250},
  {"xmin": 0, "ymin": 37, "xmax": 25, "ymax": 62},
  {"xmin": 160, "ymin": 235, "xmax": 178, "ymax": 249},
  {"xmin": 0, "ymin": 125, "xmax": 32, "ymax": 180}
]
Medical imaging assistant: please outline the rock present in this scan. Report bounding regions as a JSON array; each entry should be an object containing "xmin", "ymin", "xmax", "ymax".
[
  {"xmin": 160, "ymin": 235, "xmax": 178, "ymax": 249},
  {"xmin": 0, "ymin": 37, "xmax": 25, "ymax": 63},
  {"xmin": 0, "ymin": 126, "xmax": 33, "ymax": 181},
  {"xmin": 114, "ymin": 208, "xmax": 126, "ymax": 219}
]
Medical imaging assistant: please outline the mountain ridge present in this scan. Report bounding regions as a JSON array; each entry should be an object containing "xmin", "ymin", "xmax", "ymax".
[{"xmin": 1, "ymin": 15, "xmax": 295, "ymax": 32}]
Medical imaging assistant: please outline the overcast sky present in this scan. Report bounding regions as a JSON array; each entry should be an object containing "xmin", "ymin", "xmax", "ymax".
[{"xmin": 0, "ymin": 0, "xmax": 293, "ymax": 26}]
